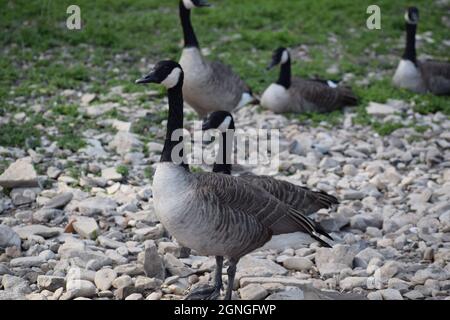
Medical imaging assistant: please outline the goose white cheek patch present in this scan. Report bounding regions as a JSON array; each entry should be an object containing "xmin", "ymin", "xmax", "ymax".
[
  {"xmin": 281, "ymin": 51, "xmax": 289, "ymax": 64},
  {"xmin": 217, "ymin": 116, "xmax": 232, "ymax": 132},
  {"xmin": 404, "ymin": 12, "xmax": 417, "ymax": 24},
  {"xmin": 161, "ymin": 68, "xmax": 182, "ymax": 89},
  {"xmin": 183, "ymin": 0, "xmax": 196, "ymax": 9}
]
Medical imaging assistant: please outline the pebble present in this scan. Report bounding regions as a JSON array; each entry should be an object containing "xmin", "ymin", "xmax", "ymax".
[
  {"xmin": 94, "ymin": 268, "xmax": 117, "ymax": 291},
  {"xmin": 238, "ymin": 284, "xmax": 269, "ymax": 300}
]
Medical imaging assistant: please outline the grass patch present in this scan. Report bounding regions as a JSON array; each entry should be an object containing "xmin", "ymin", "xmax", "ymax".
[
  {"xmin": 372, "ymin": 121, "xmax": 404, "ymax": 136},
  {"xmin": 0, "ymin": 122, "xmax": 41, "ymax": 149},
  {"xmin": 116, "ymin": 165, "xmax": 129, "ymax": 177}
]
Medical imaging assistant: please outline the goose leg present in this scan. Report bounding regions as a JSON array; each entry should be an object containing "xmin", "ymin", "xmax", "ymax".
[
  {"xmin": 185, "ymin": 256, "xmax": 223, "ymax": 300},
  {"xmin": 224, "ymin": 258, "xmax": 239, "ymax": 300}
]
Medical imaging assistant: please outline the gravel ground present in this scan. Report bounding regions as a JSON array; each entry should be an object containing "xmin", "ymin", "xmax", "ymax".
[{"xmin": 0, "ymin": 89, "xmax": 449, "ymax": 300}]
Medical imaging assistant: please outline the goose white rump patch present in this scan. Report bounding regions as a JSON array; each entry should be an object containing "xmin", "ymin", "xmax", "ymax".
[{"xmin": 237, "ymin": 92, "xmax": 254, "ymax": 108}]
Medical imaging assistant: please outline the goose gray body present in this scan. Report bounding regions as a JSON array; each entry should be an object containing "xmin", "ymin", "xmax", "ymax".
[
  {"xmin": 153, "ymin": 163, "xmax": 327, "ymax": 259},
  {"xmin": 202, "ymin": 111, "xmax": 339, "ymax": 216},
  {"xmin": 238, "ymin": 173, "xmax": 338, "ymax": 215},
  {"xmin": 261, "ymin": 48, "xmax": 357, "ymax": 114},
  {"xmin": 393, "ymin": 7, "xmax": 450, "ymax": 95},
  {"xmin": 180, "ymin": 48, "xmax": 252, "ymax": 116},
  {"xmin": 262, "ymin": 78, "xmax": 357, "ymax": 114},
  {"xmin": 178, "ymin": 1, "xmax": 254, "ymax": 117}
]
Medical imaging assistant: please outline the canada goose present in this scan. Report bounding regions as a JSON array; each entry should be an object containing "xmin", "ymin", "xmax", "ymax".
[
  {"xmin": 136, "ymin": 61, "xmax": 332, "ymax": 300},
  {"xmin": 261, "ymin": 47, "xmax": 358, "ymax": 114},
  {"xmin": 178, "ymin": 0, "xmax": 255, "ymax": 117},
  {"xmin": 202, "ymin": 111, "xmax": 339, "ymax": 214},
  {"xmin": 393, "ymin": 7, "xmax": 450, "ymax": 95}
]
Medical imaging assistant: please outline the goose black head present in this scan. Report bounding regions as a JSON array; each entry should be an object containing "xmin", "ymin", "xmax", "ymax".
[
  {"xmin": 405, "ymin": 7, "xmax": 419, "ymax": 25},
  {"xmin": 202, "ymin": 111, "xmax": 235, "ymax": 132},
  {"xmin": 181, "ymin": 0, "xmax": 210, "ymax": 10},
  {"xmin": 136, "ymin": 60, "xmax": 183, "ymax": 89},
  {"xmin": 267, "ymin": 47, "xmax": 289, "ymax": 70}
]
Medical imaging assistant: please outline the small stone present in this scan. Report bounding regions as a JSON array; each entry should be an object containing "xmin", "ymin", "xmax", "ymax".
[
  {"xmin": 94, "ymin": 268, "xmax": 117, "ymax": 291},
  {"xmin": 66, "ymin": 279, "xmax": 97, "ymax": 298},
  {"xmin": 0, "ymin": 225, "xmax": 21, "ymax": 249},
  {"xmin": 44, "ymin": 192, "xmax": 73, "ymax": 209},
  {"xmin": 239, "ymin": 284, "xmax": 268, "ymax": 300},
  {"xmin": 0, "ymin": 157, "xmax": 39, "ymax": 188},
  {"xmin": 125, "ymin": 293, "xmax": 143, "ymax": 300},
  {"xmin": 339, "ymin": 277, "xmax": 367, "ymax": 290},
  {"xmin": 342, "ymin": 190, "xmax": 364, "ymax": 200},
  {"xmin": 266, "ymin": 286, "xmax": 305, "ymax": 300},
  {"xmin": 146, "ymin": 291, "xmax": 162, "ymax": 300},
  {"xmin": 343, "ymin": 164, "xmax": 357, "ymax": 176},
  {"xmin": 46, "ymin": 167, "xmax": 62, "ymax": 179},
  {"xmin": 164, "ymin": 253, "xmax": 192, "ymax": 277},
  {"xmin": 81, "ymin": 93, "xmax": 96, "ymax": 105},
  {"xmin": 77, "ymin": 197, "xmax": 117, "ymax": 216},
  {"xmin": 72, "ymin": 217, "xmax": 100, "ymax": 239},
  {"xmin": 33, "ymin": 208, "xmax": 64, "ymax": 223},
  {"xmin": 142, "ymin": 243, "xmax": 165, "ymax": 280},
  {"xmin": 282, "ymin": 257, "xmax": 313, "ymax": 271},
  {"xmin": 10, "ymin": 256, "xmax": 45, "ymax": 268},
  {"xmin": 367, "ymin": 291, "xmax": 383, "ymax": 300},
  {"xmin": 379, "ymin": 288, "xmax": 403, "ymax": 300},
  {"xmin": 37, "ymin": 275, "xmax": 65, "ymax": 291},
  {"xmin": 10, "ymin": 187, "xmax": 39, "ymax": 205},
  {"xmin": 366, "ymin": 102, "xmax": 398, "ymax": 116},
  {"xmin": 101, "ymin": 167, "xmax": 123, "ymax": 182},
  {"xmin": 134, "ymin": 276, "xmax": 161, "ymax": 291},
  {"xmin": 315, "ymin": 245, "xmax": 357, "ymax": 277},
  {"xmin": 404, "ymin": 290, "xmax": 424, "ymax": 300},
  {"xmin": 14, "ymin": 224, "xmax": 61, "ymax": 239},
  {"xmin": 112, "ymin": 275, "xmax": 133, "ymax": 289}
]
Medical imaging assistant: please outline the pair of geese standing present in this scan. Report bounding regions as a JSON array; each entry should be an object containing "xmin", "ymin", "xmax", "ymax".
[{"xmin": 135, "ymin": 1, "xmax": 449, "ymax": 300}]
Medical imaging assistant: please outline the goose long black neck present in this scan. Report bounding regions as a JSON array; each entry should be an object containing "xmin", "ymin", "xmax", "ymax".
[
  {"xmin": 277, "ymin": 56, "xmax": 291, "ymax": 89},
  {"xmin": 179, "ymin": 1, "xmax": 199, "ymax": 48},
  {"xmin": 212, "ymin": 123, "xmax": 235, "ymax": 175},
  {"xmin": 161, "ymin": 79, "xmax": 188, "ymax": 169},
  {"xmin": 403, "ymin": 23, "xmax": 417, "ymax": 64}
]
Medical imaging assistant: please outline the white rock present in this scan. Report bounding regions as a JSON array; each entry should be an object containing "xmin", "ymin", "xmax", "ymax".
[
  {"xmin": 94, "ymin": 268, "xmax": 117, "ymax": 291},
  {"xmin": 73, "ymin": 217, "xmax": 100, "ymax": 239},
  {"xmin": 66, "ymin": 279, "xmax": 97, "ymax": 298},
  {"xmin": 239, "ymin": 284, "xmax": 268, "ymax": 300},
  {"xmin": 37, "ymin": 275, "xmax": 65, "ymax": 291},
  {"xmin": 112, "ymin": 275, "xmax": 133, "ymax": 289},
  {"xmin": 0, "ymin": 225, "xmax": 21, "ymax": 249},
  {"xmin": 379, "ymin": 288, "xmax": 403, "ymax": 300},
  {"xmin": 101, "ymin": 167, "xmax": 123, "ymax": 182},
  {"xmin": 282, "ymin": 257, "xmax": 313, "ymax": 272},
  {"xmin": 0, "ymin": 157, "xmax": 39, "ymax": 188}
]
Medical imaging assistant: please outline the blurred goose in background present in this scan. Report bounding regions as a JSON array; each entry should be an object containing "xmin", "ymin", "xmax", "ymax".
[
  {"xmin": 261, "ymin": 47, "xmax": 358, "ymax": 114},
  {"xmin": 393, "ymin": 7, "xmax": 450, "ymax": 95},
  {"xmin": 178, "ymin": 0, "xmax": 256, "ymax": 117},
  {"xmin": 202, "ymin": 111, "xmax": 339, "ymax": 215},
  {"xmin": 136, "ymin": 61, "xmax": 332, "ymax": 300}
]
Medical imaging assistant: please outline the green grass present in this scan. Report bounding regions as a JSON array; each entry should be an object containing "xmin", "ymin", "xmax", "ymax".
[
  {"xmin": 0, "ymin": 122, "xmax": 42, "ymax": 149},
  {"xmin": 116, "ymin": 165, "xmax": 129, "ymax": 177},
  {"xmin": 0, "ymin": 0, "xmax": 448, "ymax": 147}
]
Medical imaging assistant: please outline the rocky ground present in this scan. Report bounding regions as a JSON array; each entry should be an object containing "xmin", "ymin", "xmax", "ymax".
[{"xmin": 0, "ymin": 89, "xmax": 449, "ymax": 300}]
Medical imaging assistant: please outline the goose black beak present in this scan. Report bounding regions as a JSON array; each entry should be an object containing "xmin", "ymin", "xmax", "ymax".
[
  {"xmin": 135, "ymin": 72, "xmax": 159, "ymax": 84},
  {"xmin": 266, "ymin": 60, "xmax": 277, "ymax": 71}
]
